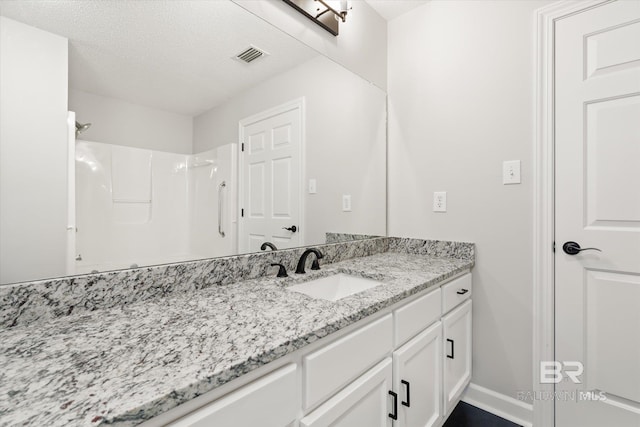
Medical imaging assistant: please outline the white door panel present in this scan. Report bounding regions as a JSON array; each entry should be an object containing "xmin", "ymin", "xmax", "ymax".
[
  {"xmin": 585, "ymin": 19, "xmax": 640, "ymax": 79},
  {"xmin": 240, "ymin": 101, "xmax": 302, "ymax": 252},
  {"xmin": 555, "ymin": 1, "xmax": 640, "ymax": 426},
  {"xmin": 585, "ymin": 95, "xmax": 640, "ymax": 228},
  {"xmin": 584, "ymin": 271, "xmax": 640, "ymax": 403}
]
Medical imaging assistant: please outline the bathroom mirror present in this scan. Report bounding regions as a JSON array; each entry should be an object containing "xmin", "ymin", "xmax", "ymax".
[{"xmin": 0, "ymin": 0, "xmax": 386, "ymax": 285}]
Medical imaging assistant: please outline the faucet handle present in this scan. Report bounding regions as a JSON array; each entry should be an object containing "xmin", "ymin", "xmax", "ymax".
[
  {"xmin": 270, "ymin": 263, "xmax": 288, "ymax": 278},
  {"xmin": 311, "ymin": 259, "xmax": 321, "ymax": 270}
]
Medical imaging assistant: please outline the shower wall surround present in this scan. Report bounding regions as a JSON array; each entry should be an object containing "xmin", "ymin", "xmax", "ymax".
[
  {"xmin": 75, "ymin": 141, "xmax": 236, "ymax": 275},
  {"xmin": 0, "ymin": 237, "xmax": 474, "ymax": 329}
]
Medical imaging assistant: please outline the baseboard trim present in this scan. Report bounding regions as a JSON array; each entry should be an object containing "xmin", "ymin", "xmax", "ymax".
[{"xmin": 461, "ymin": 383, "xmax": 533, "ymax": 427}]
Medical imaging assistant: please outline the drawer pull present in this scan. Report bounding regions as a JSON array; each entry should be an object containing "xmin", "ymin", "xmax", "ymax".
[
  {"xmin": 388, "ymin": 390, "xmax": 398, "ymax": 420},
  {"xmin": 401, "ymin": 380, "xmax": 411, "ymax": 407},
  {"xmin": 456, "ymin": 289, "xmax": 469, "ymax": 295},
  {"xmin": 447, "ymin": 338, "xmax": 455, "ymax": 359}
]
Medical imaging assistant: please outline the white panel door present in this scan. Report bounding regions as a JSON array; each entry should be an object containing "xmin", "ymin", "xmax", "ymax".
[
  {"xmin": 240, "ymin": 101, "xmax": 302, "ymax": 253},
  {"xmin": 555, "ymin": 1, "xmax": 640, "ymax": 426},
  {"xmin": 393, "ymin": 321, "xmax": 443, "ymax": 427}
]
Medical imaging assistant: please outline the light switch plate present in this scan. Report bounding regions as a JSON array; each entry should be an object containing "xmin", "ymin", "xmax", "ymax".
[
  {"xmin": 308, "ymin": 179, "xmax": 317, "ymax": 194},
  {"xmin": 503, "ymin": 160, "xmax": 521, "ymax": 184},
  {"xmin": 342, "ymin": 195, "xmax": 352, "ymax": 212},
  {"xmin": 433, "ymin": 192, "xmax": 447, "ymax": 212}
]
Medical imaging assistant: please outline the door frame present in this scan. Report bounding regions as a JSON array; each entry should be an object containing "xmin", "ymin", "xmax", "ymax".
[
  {"xmin": 533, "ymin": 1, "xmax": 613, "ymax": 426},
  {"xmin": 237, "ymin": 97, "xmax": 306, "ymax": 252}
]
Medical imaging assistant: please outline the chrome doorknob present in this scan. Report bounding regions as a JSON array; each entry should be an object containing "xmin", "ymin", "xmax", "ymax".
[
  {"xmin": 283, "ymin": 225, "xmax": 297, "ymax": 233},
  {"xmin": 562, "ymin": 241, "xmax": 602, "ymax": 255}
]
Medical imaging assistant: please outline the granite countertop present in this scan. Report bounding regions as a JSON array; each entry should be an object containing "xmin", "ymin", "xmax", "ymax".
[{"xmin": 0, "ymin": 252, "xmax": 472, "ymax": 426}]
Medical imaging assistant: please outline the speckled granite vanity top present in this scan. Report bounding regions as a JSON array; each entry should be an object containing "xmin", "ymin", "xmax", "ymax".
[{"xmin": 0, "ymin": 239, "xmax": 473, "ymax": 426}]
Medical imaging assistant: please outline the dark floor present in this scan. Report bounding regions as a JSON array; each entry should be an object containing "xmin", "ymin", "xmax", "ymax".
[{"xmin": 443, "ymin": 402, "xmax": 521, "ymax": 427}]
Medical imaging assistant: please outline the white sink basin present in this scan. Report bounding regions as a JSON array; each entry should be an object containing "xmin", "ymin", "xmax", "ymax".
[{"xmin": 288, "ymin": 273, "xmax": 382, "ymax": 301}]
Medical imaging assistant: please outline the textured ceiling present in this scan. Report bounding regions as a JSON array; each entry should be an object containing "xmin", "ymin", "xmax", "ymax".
[
  {"xmin": 364, "ymin": 0, "xmax": 428, "ymax": 21},
  {"xmin": 0, "ymin": 0, "xmax": 318, "ymax": 116}
]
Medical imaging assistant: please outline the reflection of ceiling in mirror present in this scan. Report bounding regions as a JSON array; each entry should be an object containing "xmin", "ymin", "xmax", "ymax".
[{"xmin": 0, "ymin": 0, "xmax": 318, "ymax": 116}]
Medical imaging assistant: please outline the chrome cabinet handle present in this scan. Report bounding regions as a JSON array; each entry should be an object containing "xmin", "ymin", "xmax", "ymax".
[
  {"xmin": 218, "ymin": 181, "xmax": 226, "ymax": 237},
  {"xmin": 562, "ymin": 241, "xmax": 601, "ymax": 255}
]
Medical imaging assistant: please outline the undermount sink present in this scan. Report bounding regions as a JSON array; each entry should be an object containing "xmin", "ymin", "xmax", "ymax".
[{"xmin": 288, "ymin": 273, "xmax": 383, "ymax": 301}]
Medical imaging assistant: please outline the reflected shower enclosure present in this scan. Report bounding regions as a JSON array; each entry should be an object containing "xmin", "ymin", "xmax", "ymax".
[{"xmin": 73, "ymin": 138, "xmax": 237, "ymax": 274}]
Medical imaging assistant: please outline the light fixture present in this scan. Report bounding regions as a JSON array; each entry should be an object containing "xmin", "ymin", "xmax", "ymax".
[
  {"xmin": 315, "ymin": 0, "xmax": 352, "ymax": 23},
  {"xmin": 283, "ymin": 0, "xmax": 352, "ymax": 36}
]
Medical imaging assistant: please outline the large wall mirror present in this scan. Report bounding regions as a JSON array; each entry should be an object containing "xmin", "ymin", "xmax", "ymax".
[{"xmin": 0, "ymin": 0, "xmax": 386, "ymax": 285}]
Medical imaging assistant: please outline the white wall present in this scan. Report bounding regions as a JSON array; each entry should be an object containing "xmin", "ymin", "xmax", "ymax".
[
  {"xmin": 388, "ymin": 0, "xmax": 552, "ymax": 404},
  {"xmin": 194, "ymin": 55, "xmax": 386, "ymax": 245},
  {"xmin": 0, "ymin": 17, "xmax": 68, "ymax": 284},
  {"xmin": 69, "ymin": 89, "xmax": 194, "ymax": 154},
  {"xmin": 232, "ymin": 0, "xmax": 387, "ymax": 90}
]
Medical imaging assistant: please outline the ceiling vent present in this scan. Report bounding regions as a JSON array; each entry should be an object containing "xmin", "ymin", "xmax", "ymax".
[{"xmin": 235, "ymin": 46, "xmax": 268, "ymax": 64}]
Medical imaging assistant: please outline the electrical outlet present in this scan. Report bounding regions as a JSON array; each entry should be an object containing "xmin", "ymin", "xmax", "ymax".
[
  {"xmin": 342, "ymin": 195, "xmax": 352, "ymax": 212},
  {"xmin": 433, "ymin": 192, "xmax": 447, "ymax": 212},
  {"xmin": 308, "ymin": 179, "xmax": 317, "ymax": 194},
  {"xmin": 503, "ymin": 160, "xmax": 521, "ymax": 184}
]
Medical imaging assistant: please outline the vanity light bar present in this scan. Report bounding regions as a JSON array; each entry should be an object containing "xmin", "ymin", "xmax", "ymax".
[{"xmin": 235, "ymin": 46, "xmax": 267, "ymax": 63}]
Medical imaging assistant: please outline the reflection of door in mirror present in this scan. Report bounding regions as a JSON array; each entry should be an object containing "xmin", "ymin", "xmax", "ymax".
[{"xmin": 239, "ymin": 99, "xmax": 303, "ymax": 253}]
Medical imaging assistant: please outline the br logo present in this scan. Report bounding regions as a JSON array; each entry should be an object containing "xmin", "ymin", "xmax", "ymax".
[{"xmin": 540, "ymin": 361, "xmax": 583, "ymax": 384}]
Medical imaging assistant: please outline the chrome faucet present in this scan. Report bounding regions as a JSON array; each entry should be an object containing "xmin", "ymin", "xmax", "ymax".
[
  {"xmin": 295, "ymin": 248, "xmax": 324, "ymax": 274},
  {"xmin": 261, "ymin": 242, "xmax": 277, "ymax": 251}
]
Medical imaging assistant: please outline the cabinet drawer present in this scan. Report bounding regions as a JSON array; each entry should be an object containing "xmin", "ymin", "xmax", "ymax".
[
  {"xmin": 442, "ymin": 273, "xmax": 472, "ymax": 313},
  {"xmin": 169, "ymin": 364, "xmax": 297, "ymax": 427},
  {"xmin": 394, "ymin": 288, "xmax": 441, "ymax": 347},
  {"xmin": 300, "ymin": 359, "xmax": 393, "ymax": 427},
  {"xmin": 303, "ymin": 314, "xmax": 393, "ymax": 410}
]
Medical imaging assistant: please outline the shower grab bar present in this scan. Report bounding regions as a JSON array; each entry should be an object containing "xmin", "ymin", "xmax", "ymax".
[{"xmin": 218, "ymin": 181, "xmax": 226, "ymax": 237}]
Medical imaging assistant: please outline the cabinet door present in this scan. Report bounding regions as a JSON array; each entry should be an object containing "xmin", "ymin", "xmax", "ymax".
[
  {"xmin": 300, "ymin": 359, "xmax": 393, "ymax": 427},
  {"xmin": 442, "ymin": 300, "xmax": 472, "ymax": 415},
  {"xmin": 168, "ymin": 364, "xmax": 297, "ymax": 427},
  {"xmin": 304, "ymin": 314, "xmax": 393, "ymax": 409},
  {"xmin": 393, "ymin": 322, "xmax": 443, "ymax": 427}
]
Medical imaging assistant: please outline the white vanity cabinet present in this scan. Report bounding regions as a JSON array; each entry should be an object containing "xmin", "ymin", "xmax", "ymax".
[
  {"xmin": 303, "ymin": 273, "xmax": 472, "ymax": 427},
  {"xmin": 302, "ymin": 321, "xmax": 444, "ymax": 427},
  {"xmin": 160, "ymin": 272, "xmax": 473, "ymax": 427}
]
